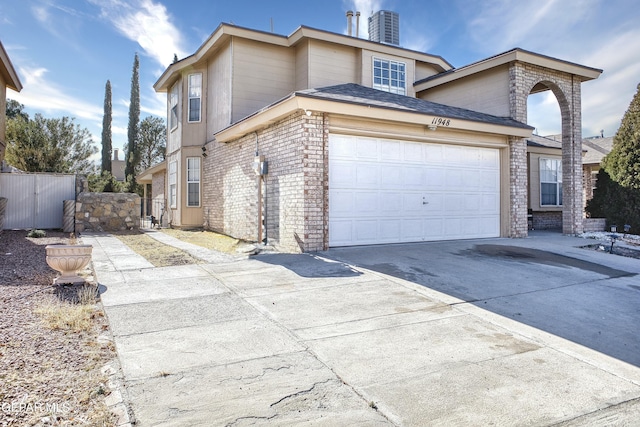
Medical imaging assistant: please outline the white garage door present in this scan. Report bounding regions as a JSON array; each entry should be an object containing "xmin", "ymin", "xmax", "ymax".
[{"xmin": 329, "ymin": 134, "xmax": 500, "ymax": 247}]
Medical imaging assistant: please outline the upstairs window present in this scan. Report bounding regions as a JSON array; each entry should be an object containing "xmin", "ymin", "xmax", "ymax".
[
  {"xmin": 540, "ymin": 158, "xmax": 562, "ymax": 206},
  {"xmin": 373, "ymin": 58, "xmax": 406, "ymax": 95},
  {"xmin": 170, "ymin": 83, "xmax": 179, "ymax": 130},
  {"xmin": 188, "ymin": 73, "xmax": 202, "ymax": 123},
  {"xmin": 186, "ymin": 157, "xmax": 200, "ymax": 207}
]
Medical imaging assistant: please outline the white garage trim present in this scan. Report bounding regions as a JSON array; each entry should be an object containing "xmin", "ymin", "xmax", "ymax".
[{"xmin": 329, "ymin": 134, "xmax": 500, "ymax": 247}]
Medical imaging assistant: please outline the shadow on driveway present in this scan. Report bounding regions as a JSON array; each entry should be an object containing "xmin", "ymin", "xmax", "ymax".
[
  {"xmin": 254, "ymin": 253, "xmax": 362, "ymax": 278},
  {"xmin": 324, "ymin": 240, "xmax": 640, "ymax": 368}
]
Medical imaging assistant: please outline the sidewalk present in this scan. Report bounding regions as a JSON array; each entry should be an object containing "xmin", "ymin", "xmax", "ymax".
[{"xmin": 84, "ymin": 231, "xmax": 640, "ymax": 426}]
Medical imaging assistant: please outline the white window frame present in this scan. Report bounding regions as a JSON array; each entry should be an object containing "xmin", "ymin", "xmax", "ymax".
[
  {"xmin": 187, "ymin": 73, "xmax": 202, "ymax": 123},
  {"xmin": 373, "ymin": 57, "xmax": 406, "ymax": 95},
  {"xmin": 170, "ymin": 83, "xmax": 179, "ymax": 130},
  {"xmin": 186, "ymin": 157, "xmax": 200, "ymax": 207},
  {"xmin": 540, "ymin": 158, "xmax": 562, "ymax": 206},
  {"xmin": 169, "ymin": 160, "xmax": 177, "ymax": 209}
]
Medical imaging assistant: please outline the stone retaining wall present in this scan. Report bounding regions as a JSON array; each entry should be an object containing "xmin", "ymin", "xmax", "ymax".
[{"xmin": 75, "ymin": 192, "xmax": 140, "ymax": 232}]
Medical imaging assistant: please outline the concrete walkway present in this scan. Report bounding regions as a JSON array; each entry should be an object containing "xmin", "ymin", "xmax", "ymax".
[{"xmin": 84, "ymin": 231, "xmax": 640, "ymax": 426}]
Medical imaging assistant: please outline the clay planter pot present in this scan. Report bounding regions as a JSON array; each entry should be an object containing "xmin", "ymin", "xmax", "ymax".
[{"xmin": 45, "ymin": 244, "xmax": 93, "ymax": 285}]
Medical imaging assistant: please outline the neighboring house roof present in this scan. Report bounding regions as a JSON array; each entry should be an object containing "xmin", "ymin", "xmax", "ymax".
[
  {"xmin": 415, "ymin": 48, "xmax": 602, "ymax": 92},
  {"xmin": 0, "ymin": 40, "xmax": 22, "ymax": 92},
  {"xmin": 526, "ymin": 134, "xmax": 563, "ymax": 149},
  {"xmin": 582, "ymin": 136, "xmax": 613, "ymax": 165},
  {"xmin": 155, "ymin": 23, "xmax": 453, "ymax": 91},
  {"xmin": 215, "ymin": 83, "xmax": 533, "ymax": 143},
  {"xmin": 137, "ymin": 160, "xmax": 167, "ymax": 184}
]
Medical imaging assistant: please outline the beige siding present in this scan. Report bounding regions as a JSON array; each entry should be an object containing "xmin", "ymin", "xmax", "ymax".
[
  {"xmin": 167, "ymin": 151, "xmax": 181, "ymax": 225},
  {"xmin": 419, "ymin": 66, "xmax": 511, "ymax": 117},
  {"xmin": 207, "ymin": 41, "xmax": 232, "ymax": 135},
  {"xmin": 181, "ymin": 68, "xmax": 207, "ymax": 147},
  {"xmin": 307, "ymin": 40, "xmax": 359, "ymax": 89},
  {"xmin": 415, "ymin": 62, "xmax": 441, "ymax": 82},
  {"xmin": 295, "ymin": 41, "xmax": 309, "ymax": 90},
  {"xmin": 232, "ymin": 38, "xmax": 295, "ymax": 123}
]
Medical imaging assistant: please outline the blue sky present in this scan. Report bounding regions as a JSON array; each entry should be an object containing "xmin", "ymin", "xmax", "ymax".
[{"xmin": 1, "ymin": 0, "xmax": 639, "ymax": 158}]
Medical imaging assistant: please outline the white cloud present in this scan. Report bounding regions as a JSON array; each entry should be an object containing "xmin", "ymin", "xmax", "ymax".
[
  {"xmin": 8, "ymin": 66, "xmax": 102, "ymax": 121},
  {"xmin": 91, "ymin": 0, "xmax": 187, "ymax": 68}
]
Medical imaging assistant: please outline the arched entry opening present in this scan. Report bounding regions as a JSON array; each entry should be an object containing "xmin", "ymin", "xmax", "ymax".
[{"xmin": 526, "ymin": 80, "xmax": 572, "ymax": 231}]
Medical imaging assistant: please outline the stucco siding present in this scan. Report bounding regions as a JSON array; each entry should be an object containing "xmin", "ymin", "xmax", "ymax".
[
  {"xmin": 207, "ymin": 41, "xmax": 233, "ymax": 135},
  {"xmin": 418, "ymin": 66, "xmax": 511, "ymax": 117},
  {"xmin": 231, "ymin": 39, "xmax": 295, "ymax": 123}
]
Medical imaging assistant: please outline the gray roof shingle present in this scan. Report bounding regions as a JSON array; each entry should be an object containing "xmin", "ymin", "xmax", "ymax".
[{"xmin": 294, "ymin": 83, "xmax": 533, "ymax": 130}]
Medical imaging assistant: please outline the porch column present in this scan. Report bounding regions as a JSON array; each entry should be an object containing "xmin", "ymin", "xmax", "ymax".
[{"xmin": 562, "ymin": 77, "xmax": 584, "ymax": 235}]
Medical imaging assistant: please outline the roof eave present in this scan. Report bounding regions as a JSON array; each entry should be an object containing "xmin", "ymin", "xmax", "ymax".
[
  {"xmin": 0, "ymin": 41, "xmax": 22, "ymax": 92},
  {"xmin": 214, "ymin": 94, "xmax": 532, "ymax": 143}
]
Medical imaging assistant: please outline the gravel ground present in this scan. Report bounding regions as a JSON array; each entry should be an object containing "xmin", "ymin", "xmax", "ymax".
[
  {"xmin": 0, "ymin": 230, "xmax": 116, "ymax": 426},
  {"xmin": 579, "ymin": 231, "xmax": 640, "ymax": 259}
]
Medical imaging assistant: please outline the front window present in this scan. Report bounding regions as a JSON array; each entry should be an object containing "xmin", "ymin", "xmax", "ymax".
[
  {"xmin": 169, "ymin": 160, "xmax": 177, "ymax": 208},
  {"xmin": 188, "ymin": 73, "xmax": 202, "ymax": 123},
  {"xmin": 187, "ymin": 157, "xmax": 200, "ymax": 207},
  {"xmin": 170, "ymin": 83, "xmax": 179, "ymax": 130},
  {"xmin": 373, "ymin": 58, "xmax": 406, "ymax": 95},
  {"xmin": 540, "ymin": 158, "xmax": 562, "ymax": 206}
]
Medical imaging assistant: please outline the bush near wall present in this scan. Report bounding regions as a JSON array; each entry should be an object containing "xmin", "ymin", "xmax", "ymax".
[{"xmin": 586, "ymin": 170, "xmax": 640, "ymax": 234}]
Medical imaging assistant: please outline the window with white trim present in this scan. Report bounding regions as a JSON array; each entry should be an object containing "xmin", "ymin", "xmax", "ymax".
[
  {"xmin": 170, "ymin": 83, "xmax": 179, "ymax": 130},
  {"xmin": 188, "ymin": 73, "xmax": 202, "ymax": 122},
  {"xmin": 187, "ymin": 157, "xmax": 200, "ymax": 207},
  {"xmin": 540, "ymin": 158, "xmax": 562, "ymax": 206},
  {"xmin": 169, "ymin": 160, "xmax": 177, "ymax": 208},
  {"xmin": 373, "ymin": 58, "xmax": 406, "ymax": 95}
]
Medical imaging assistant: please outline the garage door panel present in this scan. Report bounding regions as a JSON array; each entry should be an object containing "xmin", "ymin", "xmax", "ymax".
[
  {"xmin": 330, "ymin": 161, "xmax": 355, "ymax": 185},
  {"xmin": 329, "ymin": 134, "xmax": 500, "ymax": 247},
  {"xmin": 356, "ymin": 138, "xmax": 378, "ymax": 160},
  {"xmin": 354, "ymin": 192, "xmax": 378, "ymax": 216}
]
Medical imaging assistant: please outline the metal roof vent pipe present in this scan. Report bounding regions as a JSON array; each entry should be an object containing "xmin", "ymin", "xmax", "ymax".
[
  {"xmin": 355, "ymin": 11, "xmax": 361, "ymax": 37},
  {"xmin": 346, "ymin": 10, "xmax": 354, "ymax": 36}
]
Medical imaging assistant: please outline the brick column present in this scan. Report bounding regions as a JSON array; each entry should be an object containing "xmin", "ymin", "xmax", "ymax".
[
  {"xmin": 508, "ymin": 63, "xmax": 529, "ymax": 237},
  {"xmin": 562, "ymin": 77, "xmax": 584, "ymax": 235}
]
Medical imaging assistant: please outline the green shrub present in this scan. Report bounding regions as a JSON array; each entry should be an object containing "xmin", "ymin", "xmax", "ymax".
[{"xmin": 27, "ymin": 229, "xmax": 47, "ymax": 238}]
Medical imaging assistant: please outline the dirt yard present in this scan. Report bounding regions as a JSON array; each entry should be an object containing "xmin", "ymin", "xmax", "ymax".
[{"xmin": 0, "ymin": 230, "xmax": 116, "ymax": 426}]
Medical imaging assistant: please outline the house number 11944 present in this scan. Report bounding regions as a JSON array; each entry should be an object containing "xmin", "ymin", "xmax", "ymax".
[{"xmin": 431, "ymin": 117, "xmax": 451, "ymax": 126}]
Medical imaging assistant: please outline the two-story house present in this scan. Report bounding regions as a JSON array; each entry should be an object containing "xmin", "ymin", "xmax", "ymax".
[{"xmin": 150, "ymin": 22, "xmax": 601, "ymax": 252}]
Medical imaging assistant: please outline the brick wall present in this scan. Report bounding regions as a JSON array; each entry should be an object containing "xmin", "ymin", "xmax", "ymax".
[
  {"xmin": 202, "ymin": 111, "xmax": 327, "ymax": 252},
  {"xmin": 532, "ymin": 211, "xmax": 562, "ymax": 230},
  {"xmin": 509, "ymin": 61, "xmax": 584, "ymax": 236}
]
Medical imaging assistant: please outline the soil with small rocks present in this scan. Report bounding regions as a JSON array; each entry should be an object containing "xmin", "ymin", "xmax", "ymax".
[{"xmin": 0, "ymin": 230, "xmax": 116, "ymax": 426}]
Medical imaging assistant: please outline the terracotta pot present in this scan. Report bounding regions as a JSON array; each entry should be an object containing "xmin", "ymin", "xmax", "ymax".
[{"xmin": 45, "ymin": 244, "xmax": 93, "ymax": 284}]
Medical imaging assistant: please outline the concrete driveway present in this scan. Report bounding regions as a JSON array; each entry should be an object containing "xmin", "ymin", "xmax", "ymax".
[{"xmin": 86, "ymin": 231, "xmax": 640, "ymax": 426}]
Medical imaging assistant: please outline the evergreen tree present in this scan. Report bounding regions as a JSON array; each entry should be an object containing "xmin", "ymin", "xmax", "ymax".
[
  {"xmin": 602, "ymin": 83, "xmax": 640, "ymax": 189},
  {"xmin": 6, "ymin": 99, "xmax": 29, "ymax": 121},
  {"xmin": 125, "ymin": 53, "xmax": 141, "ymax": 193},
  {"xmin": 101, "ymin": 80, "xmax": 113, "ymax": 174},
  {"xmin": 587, "ymin": 82, "xmax": 640, "ymax": 232},
  {"xmin": 138, "ymin": 116, "xmax": 166, "ymax": 173},
  {"xmin": 6, "ymin": 114, "xmax": 97, "ymax": 173}
]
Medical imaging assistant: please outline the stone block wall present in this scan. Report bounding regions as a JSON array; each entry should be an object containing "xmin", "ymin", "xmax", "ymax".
[
  {"xmin": 75, "ymin": 192, "xmax": 140, "ymax": 232},
  {"xmin": 583, "ymin": 218, "xmax": 606, "ymax": 232},
  {"xmin": 202, "ymin": 111, "xmax": 327, "ymax": 252}
]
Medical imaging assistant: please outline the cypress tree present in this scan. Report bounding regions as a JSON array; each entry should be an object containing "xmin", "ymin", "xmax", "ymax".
[
  {"xmin": 125, "ymin": 53, "xmax": 141, "ymax": 193},
  {"xmin": 101, "ymin": 80, "xmax": 112, "ymax": 174}
]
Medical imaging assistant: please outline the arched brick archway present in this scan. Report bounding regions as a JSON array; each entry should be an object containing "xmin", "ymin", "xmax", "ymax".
[{"xmin": 508, "ymin": 62, "xmax": 584, "ymax": 237}]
